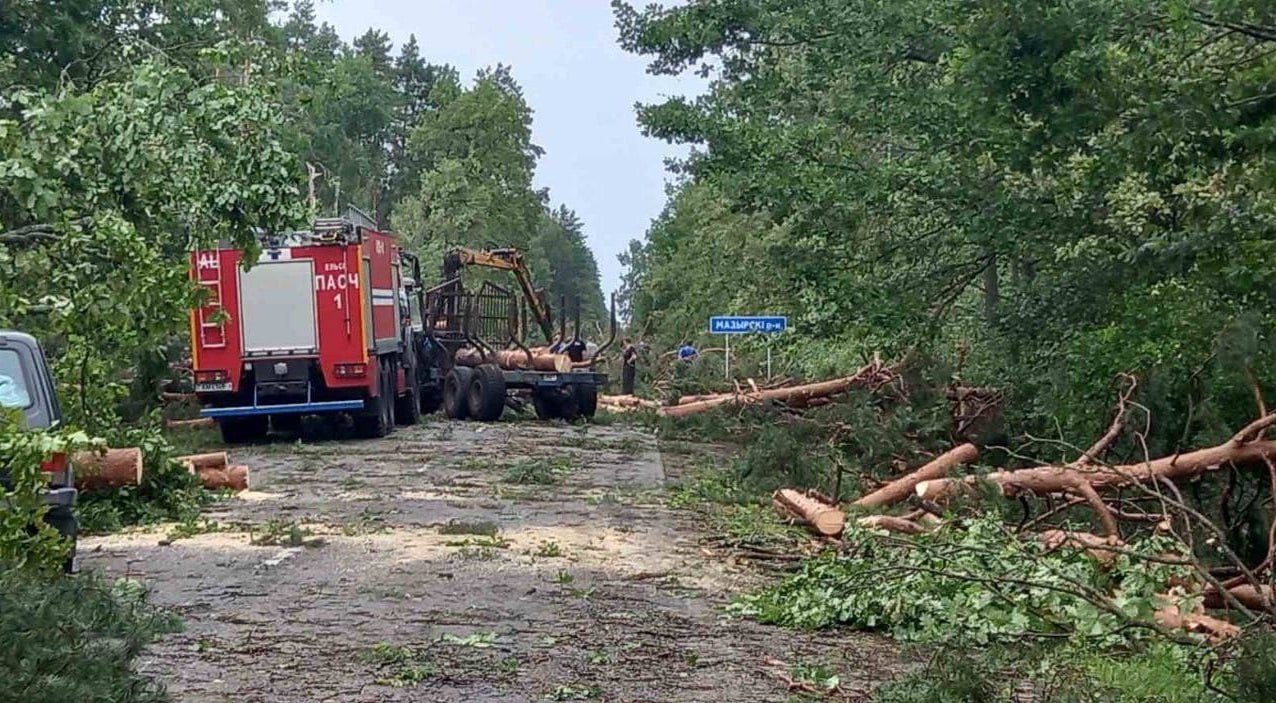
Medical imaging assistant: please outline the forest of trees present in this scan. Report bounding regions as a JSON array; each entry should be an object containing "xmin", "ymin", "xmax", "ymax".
[{"xmin": 616, "ymin": 0, "xmax": 1276, "ymax": 453}]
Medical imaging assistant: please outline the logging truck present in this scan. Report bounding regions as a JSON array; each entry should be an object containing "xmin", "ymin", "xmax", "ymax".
[{"xmin": 189, "ymin": 209, "xmax": 429, "ymax": 443}]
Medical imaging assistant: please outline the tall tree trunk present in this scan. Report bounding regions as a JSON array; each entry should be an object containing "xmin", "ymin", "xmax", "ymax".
[{"xmin": 983, "ymin": 252, "xmax": 1000, "ymax": 328}]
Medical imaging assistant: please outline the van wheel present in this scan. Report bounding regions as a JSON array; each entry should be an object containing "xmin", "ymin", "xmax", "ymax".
[
  {"xmin": 444, "ymin": 367, "xmax": 474, "ymax": 420},
  {"xmin": 467, "ymin": 364, "xmax": 506, "ymax": 422}
]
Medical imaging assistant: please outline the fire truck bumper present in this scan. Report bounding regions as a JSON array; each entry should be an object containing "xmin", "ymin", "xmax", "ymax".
[{"xmin": 201, "ymin": 400, "xmax": 365, "ymax": 418}]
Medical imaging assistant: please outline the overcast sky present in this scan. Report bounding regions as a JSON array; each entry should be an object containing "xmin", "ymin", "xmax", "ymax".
[{"xmin": 313, "ymin": 0, "xmax": 705, "ymax": 297}]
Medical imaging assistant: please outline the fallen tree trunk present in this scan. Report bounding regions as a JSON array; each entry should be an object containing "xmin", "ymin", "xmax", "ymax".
[
  {"xmin": 772, "ymin": 489, "xmax": 845, "ymax": 537},
  {"xmin": 196, "ymin": 465, "xmax": 249, "ymax": 491},
  {"xmin": 599, "ymin": 394, "xmax": 661, "ymax": 409},
  {"xmin": 166, "ymin": 417, "xmax": 214, "ymax": 430},
  {"xmin": 1154, "ymin": 598, "xmax": 1240, "ymax": 641},
  {"xmin": 455, "ymin": 347, "xmax": 573, "ymax": 373},
  {"xmin": 1203, "ymin": 584, "xmax": 1275, "ymax": 611},
  {"xmin": 854, "ymin": 444, "xmax": 979, "ymax": 509},
  {"xmin": 1039, "ymin": 529, "xmax": 1124, "ymax": 568},
  {"xmin": 916, "ymin": 419, "xmax": 1276, "ymax": 512},
  {"xmin": 72, "ymin": 448, "xmax": 143, "ymax": 491},
  {"xmin": 660, "ymin": 361, "xmax": 895, "ymax": 418},
  {"xmin": 176, "ymin": 452, "xmax": 228, "ymax": 472},
  {"xmin": 856, "ymin": 515, "xmax": 926, "ymax": 534}
]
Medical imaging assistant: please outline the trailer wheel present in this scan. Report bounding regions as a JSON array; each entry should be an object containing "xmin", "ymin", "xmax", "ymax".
[
  {"xmin": 531, "ymin": 391, "xmax": 557, "ymax": 420},
  {"xmin": 574, "ymin": 383, "xmax": 598, "ymax": 419},
  {"xmin": 354, "ymin": 360, "xmax": 392, "ymax": 438},
  {"xmin": 443, "ymin": 367, "xmax": 474, "ymax": 420},
  {"xmin": 421, "ymin": 388, "xmax": 443, "ymax": 415},
  {"xmin": 219, "ymin": 416, "xmax": 268, "ymax": 444},
  {"xmin": 532, "ymin": 388, "xmax": 578, "ymax": 421},
  {"xmin": 557, "ymin": 388, "xmax": 581, "ymax": 422},
  {"xmin": 467, "ymin": 364, "xmax": 506, "ymax": 422}
]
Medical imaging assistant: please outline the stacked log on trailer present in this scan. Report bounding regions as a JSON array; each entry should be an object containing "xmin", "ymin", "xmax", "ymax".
[{"xmin": 454, "ymin": 347, "xmax": 575, "ymax": 373}]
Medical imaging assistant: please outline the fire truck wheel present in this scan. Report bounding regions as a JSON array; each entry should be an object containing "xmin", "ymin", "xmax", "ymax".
[
  {"xmin": 574, "ymin": 383, "xmax": 598, "ymax": 419},
  {"xmin": 394, "ymin": 363, "xmax": 422, "ymax": 426},
  {"xmin": 443, "ymin": 367, "xmax": 474, "ymax": 420},
  {"xmin": 354, "ymin": 360, "xmax": 393, "ymax": 438},
  {"xmin": 467, "ymin": 364, "xmax": 506, "ymax": 422},
  {"xmin": 219, "ymin": 416, "xmax": 268, "ymax": 444}
]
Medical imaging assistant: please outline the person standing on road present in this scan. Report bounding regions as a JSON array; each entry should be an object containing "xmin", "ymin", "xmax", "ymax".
[{"xmin": 621, "ymin": 337, "xmax": 638, "ymax": 395}]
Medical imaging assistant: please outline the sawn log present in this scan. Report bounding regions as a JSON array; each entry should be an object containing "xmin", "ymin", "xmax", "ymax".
[
  {"xmin": 72, "ymin": 448, "xmax": 143, "ymax": 491},
  {"xmin": 772, "ymin": 489, "xmax": 845, "ymax": 537}
]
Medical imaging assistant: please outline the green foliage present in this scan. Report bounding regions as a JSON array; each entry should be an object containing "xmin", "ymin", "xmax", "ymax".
[
  {"xmin": 0, "ymin": 567, "xmax": 181, "ymax": 703},
  {"xmin": 1234, "ymin": 630, "xmax": 1276, "ymax": 703},
  {"xmin": 0, "ymin": 411, "xmax": 94, "ymax": 572},
  {"xmin": 871, "ymin": 652, "xmax": 998, "ymax": 703},
  {"xmin": 734, "ymin": 514, "xmax": 1194, "ymax": 647},
  {"xmin": 0, "ymin": 46, "xmax": 306, "ymax": 433},
  {"xmin": 548, "ymin": 684, "xmax": 603, "ymax": 701},
  {"xmin": 503, "ymin": 457, "xmax": 578, "ymax": 485},
  {"xmin": 363, "ymin": 642, "xmax": 437, "ymax": 688},
  {"xmin": 391, "ymin": 64, "xmax": 607, "ymax": 329},
  {"xmin": 870, "ymin": 643, "xmax": 1225, "ymax": 703}
]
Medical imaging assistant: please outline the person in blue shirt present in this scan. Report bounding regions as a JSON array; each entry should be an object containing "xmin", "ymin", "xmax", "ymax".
[{"xmin": 677, "ymin": 341, "xmax": 698, "ymax": 362}]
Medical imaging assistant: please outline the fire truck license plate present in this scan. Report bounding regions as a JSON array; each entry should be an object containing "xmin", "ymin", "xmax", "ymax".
[{"xmin": 196, "ymin": 382, "xmax": 233, "ymax": 392}]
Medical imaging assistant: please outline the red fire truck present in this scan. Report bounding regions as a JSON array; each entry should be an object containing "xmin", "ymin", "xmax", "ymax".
[{"xmin": 189, "ymin": 209, "xmax": 425, "ymax": 443}]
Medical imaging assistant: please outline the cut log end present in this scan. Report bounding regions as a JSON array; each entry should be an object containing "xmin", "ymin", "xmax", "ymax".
[{"xmin": 773, "ymin": 488, "xmax": 845, "ymax": 537}]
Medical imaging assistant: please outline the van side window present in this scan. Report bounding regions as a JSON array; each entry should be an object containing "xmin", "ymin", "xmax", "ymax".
[{"xmin": 0, "ymin": 348, "xmax": 32, "ymax": 409}]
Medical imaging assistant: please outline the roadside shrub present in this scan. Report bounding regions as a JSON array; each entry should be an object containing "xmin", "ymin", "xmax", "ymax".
[
  {"xmin": 871, "ymin": 651, "xmax": 1000, "ymax": 703},
  {"xmin": 0, "ymin": 566, "xmax": 180, "ymax": 703},
  {"xmin": 0, "ymin": 410, "xmax": 95, "ymax": 573}
]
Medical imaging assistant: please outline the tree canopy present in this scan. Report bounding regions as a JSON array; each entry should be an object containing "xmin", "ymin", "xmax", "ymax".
[{"xmin": 615, "ymin": 0, "xmax": 1276, "ymax": 451}]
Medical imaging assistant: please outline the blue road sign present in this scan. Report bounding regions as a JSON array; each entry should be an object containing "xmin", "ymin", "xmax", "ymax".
[{"xmin": 709, "ymin": 316, "xmax": 788, "ymax": 334}]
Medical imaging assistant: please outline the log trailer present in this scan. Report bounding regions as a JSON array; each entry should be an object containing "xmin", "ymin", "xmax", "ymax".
[
  {"xmin": 189, "ymin": 209, "xmax": 428, "ymax": 443},
  {"xmin": 421, "ymin": 253, "xmax": 616, "ymax": 422}
]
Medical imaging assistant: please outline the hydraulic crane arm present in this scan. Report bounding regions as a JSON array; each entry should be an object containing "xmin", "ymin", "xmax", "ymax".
[{"xmin": 442, "ymin": 246, "xmax": 555, "ymax": 344}]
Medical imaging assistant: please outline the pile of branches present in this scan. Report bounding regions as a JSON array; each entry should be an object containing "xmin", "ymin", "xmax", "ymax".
[{"xmin": 772, "ymin": 375, "xmax": 1276, "ymax": 642}]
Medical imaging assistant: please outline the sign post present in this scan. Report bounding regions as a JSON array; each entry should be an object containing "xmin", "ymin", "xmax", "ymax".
[{"xmin": 708, "ymin": 316, "xmax": 788, "ymax": 380}]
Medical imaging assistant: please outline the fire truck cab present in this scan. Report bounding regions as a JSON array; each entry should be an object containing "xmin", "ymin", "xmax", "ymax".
[{"xmin": 189, "ymin": 208, "xmax": 424, "ymax": 442}]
